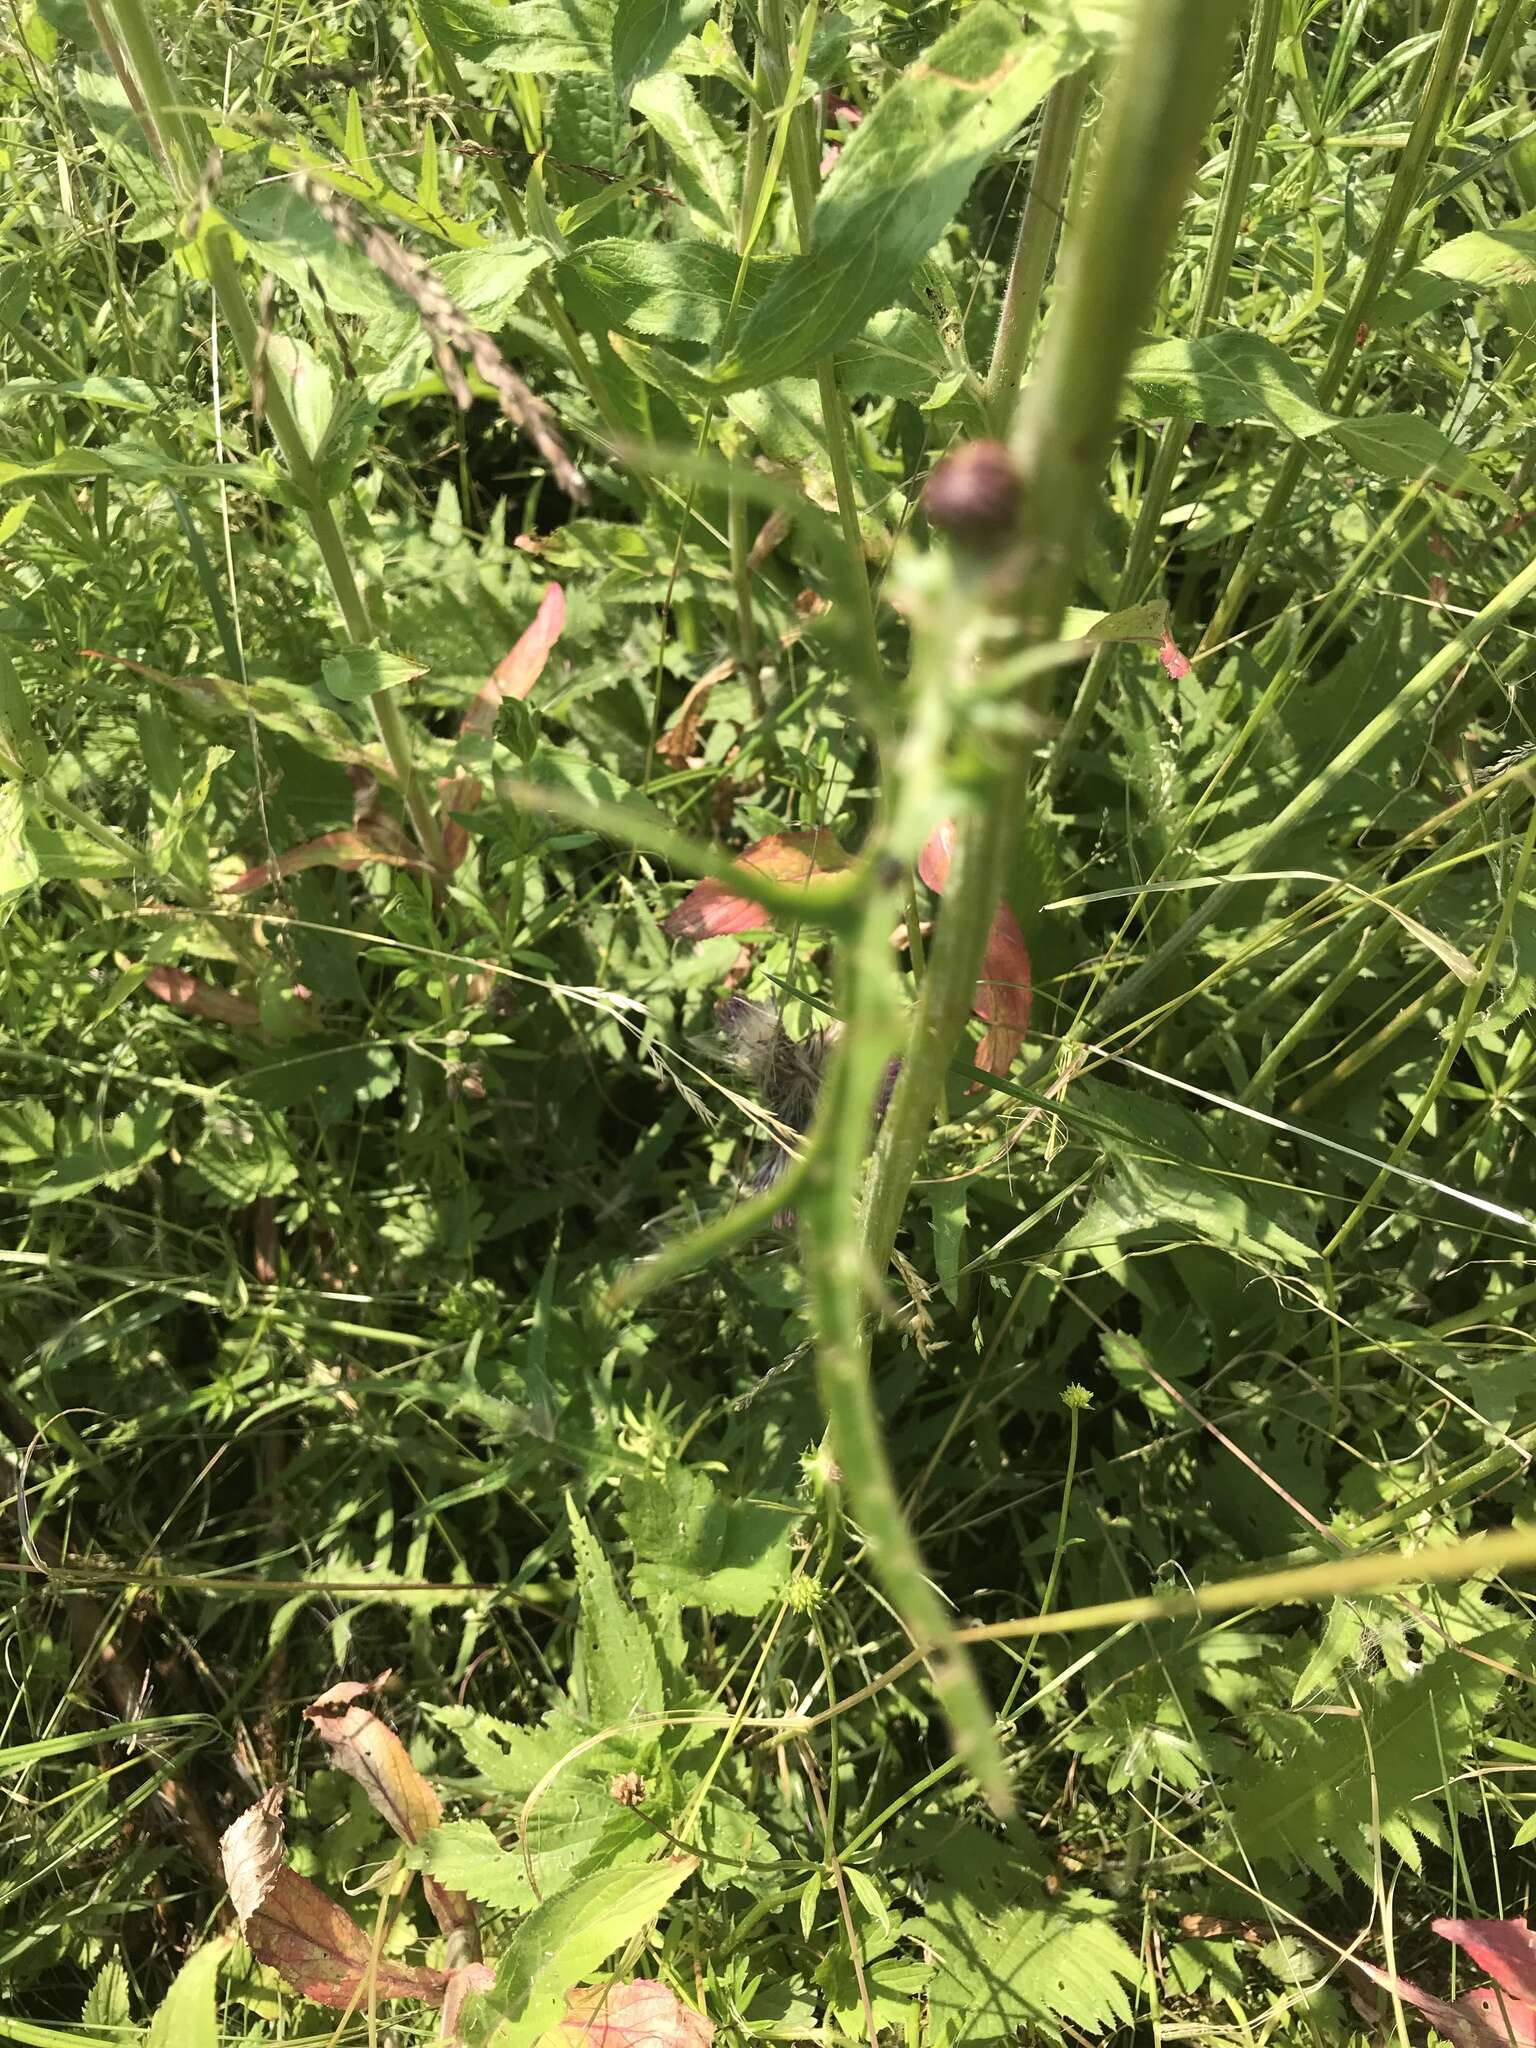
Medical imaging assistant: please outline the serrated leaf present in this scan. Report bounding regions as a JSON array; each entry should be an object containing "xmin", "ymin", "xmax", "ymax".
[
  {"xmin": 630, "ymin": 75, "xmax": 737, "ymax": 237},
  {"xmin": 1227, "ymin": 1626, "xmax": 1521, "ymax": 1890},
  {"xmin": 423, "ymin": 1819, "xmax": 537, "ymax": 1913},
  {"xmin": 474, "ymin": 1858, "xmax": 696, "ymax": 2047},
  {"xmin": 612, "ymin": 0, "xmax": 713, "ymax": 93},
  {"xmin": 623, "ymin": 1463, "xmax": 795, "ymax": 1616},
  {"xmin": 1124, "ymin": 329, "xmax": 1335, "ymax": 437},
  {"xmin": 321, "ymin": 647, "xmax": 430, "ymax": 702},
  {"xmin": 558, "ymin": 239, "xmax": 780, "ymax": 347},
  {"xmin": 716, "ymin": 3, "xmax": 1084, "ymax": 389},
  {"xmin": 33, "ymin": 1105, "xmax": 173, "ymax": 1206},
  {"xmin": 419, "ymin": 0, "xmax": 618, "ymax": 73},
  {"xmin": 1331, "ymin": 413, "xmax": 1510, "ymax": 504},
  {"xmin": 1424, "ymin": 227, "xmax": 1536, "ymax": 290},
  {"xmin": 82, "ymin": 1957, "xmax": 133, "ymax": 2030},
  {"xmin": 570, "ymin": 1506, "xmax": 665, "ymax": 1725},
  {"xmin": 436, "ymin": 238, "xmax": 552, "ymax": 326},
  {"xmin": 187, "ymin": 1108, "xmax": 299, "ymax": 1206},
  {"xmin": 919, "ymin": 1890, "xmax": 1141, "ymax": 2042}
]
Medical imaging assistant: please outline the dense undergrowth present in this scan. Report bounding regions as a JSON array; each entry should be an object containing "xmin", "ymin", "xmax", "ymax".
[{"xmin": 4, "ymin": 0, "xmax": 1536, "ymax": 2040}]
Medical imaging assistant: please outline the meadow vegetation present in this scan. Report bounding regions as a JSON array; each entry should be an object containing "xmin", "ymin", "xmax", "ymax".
[{"xmin": 3, "ymin": 0, "xmax": 1536, "ymax": 2041}]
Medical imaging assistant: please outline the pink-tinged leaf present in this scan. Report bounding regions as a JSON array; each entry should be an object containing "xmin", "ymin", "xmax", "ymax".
[
  {"xmin": 918, "ymin": 821, "xmax": 1032, "ymax": 1074},
  {"xmin": 1436, "ymin": 1921, "xmax": 1536, "ymax": 2005},
  {"xmin": 663, "ymin": 831, "xmax": 854, "ymax": 940},
  {"xmin": 1158, "ymin": 628, "xmax": 1192, "ymax": 680},
  {"xmin": 220, "ymin": 1793, "xmax": 448, "ymax": 2012},
  {"xmin": 442, "ymin": 1962, "xmax": 497, "ymax": 2044},
  {"xmin": 224, "ymin": 826, "xmax": 420, "ymax": 896},
  {"xmin": 243, "ymin": 1864, "xmax": 449, "ymax": 2010},
  {"xmin": 305, "ymin": 1676, "xmax": 473, "ymax": 1939},
  {"xmin": 973, "ymin": 899, "xmax": 1033, "ymax": 1075},
  {"xmin": 461, "ymin": 583, "xmax": 566, "ymax": 739},
  {"xmin": 142, "ymin": 966, "xmax": 263, "ymax": 1031},
  {"xmin": 1341, "ymin": 1952, "xmax": 1499, "ymax": 2048},
  {"xmin": 537, "ymin": 1979, "xmax": 716, "ymax": 2048}
]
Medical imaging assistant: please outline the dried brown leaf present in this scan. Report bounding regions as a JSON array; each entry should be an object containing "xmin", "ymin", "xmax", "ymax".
[
  {"xmin": 220, "ymin": 1785, "xmax": 286, "ymax": 1923},
  {"xmin": 304, "ymin": 1677, "xmax": 473, "ymax": 1938},
  {"xmin": 242, "ymin": 1863, "xmax": 449, "ymax": 2010}
]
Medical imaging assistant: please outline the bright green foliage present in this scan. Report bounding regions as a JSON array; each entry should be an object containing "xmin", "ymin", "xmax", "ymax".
[{"xmin": 4, "ymin": 0, "xmax": 1536, "ymax": 2038}]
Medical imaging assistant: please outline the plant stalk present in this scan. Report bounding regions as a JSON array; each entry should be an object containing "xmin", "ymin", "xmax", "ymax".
[
  {"xmin": 1049, "ymin": 0, "xmax": 1283, "ymax": 784},
  {"xmin": 1197, "ymin": 0, "xmax": 1478, "ymax": 653},
  {"xmin": 860, "ymin": 0, "xmax": 1245, "ymax": 1286},
  {"xmin": 983, "ymin": 65, "xmax": 1093, "ymax": 431}
]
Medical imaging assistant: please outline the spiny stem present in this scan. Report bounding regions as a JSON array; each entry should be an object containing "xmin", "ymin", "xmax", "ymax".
[{"xmin": 862, "ymin": 0, "xmax": 1245, "ymax": 1286}]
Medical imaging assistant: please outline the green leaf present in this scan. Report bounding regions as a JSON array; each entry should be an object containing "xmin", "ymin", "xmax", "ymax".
[
  {"xmin": 32, "ymin": 1105, "xmax": 173, "ymax": 1206},
  {"xmin": 1124, "ymin": 329, "xmax": 1335, "ymax": 438},
  {"xmin": 630, "ymin": 75, "xmax": 738, "ymax": 238},
  {"xmin": 1056, "ymin": 1081, "xmax": 1318, "ymax": 1270},
  {"xmin": 81, "ymin": 1958, "xmax": 133, "ymax": 2031},
  {"xmin": 321, "ymin": 647, "xmax": 430, "ymax": 701},
  {"xmin": 0, "ymin": 783, "xmax": 39, "ymax": 901},
  {"xmin": 918, "ymin": 1890, "xmax": 1141, "ymax": 2042},
  {"xmin": 472, "ymin": 1858, "xmax": 695, "ymax": 2046},
  {"xmin": 622, "ymin": 1463, "xmax": 796, "ymax": 1616},
  {"xmin": 927, "ymin": 1181, "xmax": 967, "ymax": 1305},
  {"xmin": 186, "ymin": 1108, "xmax": 299, "ymax": 1206},
  {"xmin": 558, "ymin": 238, "xmax": 781, "ymax": 348},
  {"xmin": 436, "ymin": 238, "xmax": 552, "ymax": 327},
  {"xmin": 1424, "ymin": 226, "xmax": 1536, "ymax": 290},
  {"xmin": 419, "ymin": 0, "xmax": 618, "ymax": 74},
  {"xmin": 612, "ymin": 0, "xmax": 713, "ymax": 94},
  {"xmin": 145, "ymin": 1938, "xmax": 223, "ymax": 2048},
  {"xmin": 221, "ymin": 185, "xmax": 408, "ymax": 320},
  {"xmin": 0, "ymin": 443, "xmax": 290, "ymax": 501},
  {"xmin": 0, "ymin": 375, "xmax": 158, "ymax": 414},
  {"xmin": 1330, "ymin": 413, "xmax": 1511, "ymax": 505},
  {"xmin": 422, "ymin": 1819, "xmax": 536, "ymax": 1912},
  {"xmin": 569, "ymin": 1505, "xmax": 665, "ymax": 1724},
  {"xmin": 1227, "ymin": 1627, "xmax": 1522, "ymax": 1889},
  {"xmin": 716, "ymin": 2, "xmax": 1083, "ymax": 389}
]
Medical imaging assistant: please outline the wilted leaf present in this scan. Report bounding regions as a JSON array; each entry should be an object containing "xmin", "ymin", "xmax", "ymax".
[
  {"xmin": 918, "ymin": 821, "xmax": 1032, "ymax": 1074},
  {"xmin": 662, "ymin": 831, "xmax": 854, "ymax": 939},
  {"xmin": 142, "ymin": 965, "xmax": 264, "ymax": 1030},
  {"xmin": 1435, "ymin": 1919, "xmax": 1536, "ymax": 2005},
  {"xmin": 220, "ymin": 1784, "xmax": 286, "ymax": 1924},
  {"xmin": 240, "ymin": 1862, "xmax": 449, "ymax": 2009},
  {"xmin": 538, "ymin": 1977, "xmax": 715, "ymax": 2046},
  {"xmin": 305, "ymin": 1676, "xmax": 474, "ymax": 1938},
  {"xmin": 461, "ymin": 583, "xmax": 566, "ymax": 740},
  {"xmin": 223, "ymin": 824, "xmax": 421, "ymax": 895}
]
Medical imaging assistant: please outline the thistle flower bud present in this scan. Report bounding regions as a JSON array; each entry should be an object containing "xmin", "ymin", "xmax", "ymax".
[{"xmin": 923, "ymin": 440, "xmax": 1021, "ymax": 547}]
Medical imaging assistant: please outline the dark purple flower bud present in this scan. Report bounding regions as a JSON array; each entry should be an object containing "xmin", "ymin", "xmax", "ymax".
[{"xmin": 923, "ymin": 440, "xmax": 1021, "ymax": 546}]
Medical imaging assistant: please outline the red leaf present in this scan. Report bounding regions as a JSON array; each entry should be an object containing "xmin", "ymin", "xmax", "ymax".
[
  {"xmin": 918, "ymin": 821, "xmax": 1032, "ymax": 1074},
  {"xmin": 219, "ymin": 1794, "xmax": 448, "ymax": 2012},
  {"xmin": 1436, "ymin": 1921, "xmax": 1536, "ymax": 2005},
  {"xmin": 142, "ymin": 966, "xmax": 263, "ymax": 1031},
  {"xmin": 462, "ymin": 583, "xmax": 566, "ymax": 739},
  {"xmin": 662, "ymin": 831, "xmax": 854, "ymax": 940},
  {"xmin": 224, "ymin": 826, "xmax": 421, "ymax": 896},
  {"xmin": 1157, "ymin": 628, "xmax": 1192, "ymax": 681}
]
